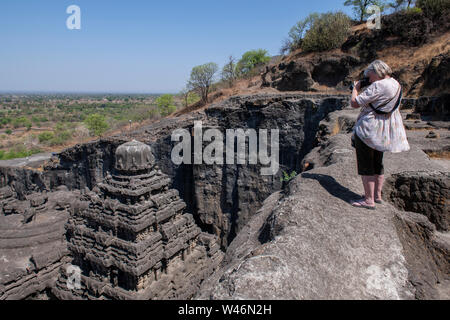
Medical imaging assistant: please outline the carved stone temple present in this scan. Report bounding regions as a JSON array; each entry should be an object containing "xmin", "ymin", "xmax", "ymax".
[{"xmin": 53, "ymin": 140, "xmax": 223, "ymax": 300}]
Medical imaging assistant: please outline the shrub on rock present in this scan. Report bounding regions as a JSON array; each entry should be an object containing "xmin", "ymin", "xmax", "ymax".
[{"xmin": 283, "ymin": 11, "xmax": 352, "ymax": 54}]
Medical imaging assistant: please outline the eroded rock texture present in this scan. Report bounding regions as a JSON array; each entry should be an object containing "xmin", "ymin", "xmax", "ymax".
[
  {"xmin": 410, "ymin": 51, "xmax": 450, "ymax": 97},
  {"xmin": 385, "ymin": 172, "xmax": 449, "ymax": 232},
  {"xmin": 402, "ymin": 95, "xmax": 450, "ymax": 122},
  {"xmin": 261, "ymin": 55, "xmax": 360, "ymax": 91},
  {"xmin": 0, "ymin": 187, "xmax": 72, "ymax": 300},
  {"xmin": 192, "ymin": 94, "xmax": 349, "ymax": 248},
  {"xmin": 5, "ymin": 94, "xmax": 348, "ymax": 250},
  {"xmin": 0, "ymin": 93, "xmax": 448, "ymax": 300},
  {"xmin": 197, "ymin": 108, "xmax": 449, "ymax": 300},
  {"xmin": 52, "ymin": 140, "xmax": 222, "ymax": 300},
  {"xmin": 1, "ymin": 94, "xmax": 351, "ymax": 299}
]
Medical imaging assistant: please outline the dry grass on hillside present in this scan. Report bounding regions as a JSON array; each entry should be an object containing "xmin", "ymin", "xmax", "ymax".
[
  {"xmin": 173, "ymin": 77, "xmax": 279, "ymax": 117},
  {"xmin": 188, "ymin": 29, "xmax": 449, "ymax": 115},
  {"xmin": 56, "ymin": 24, "xmax": 450, "ymax": 143}
]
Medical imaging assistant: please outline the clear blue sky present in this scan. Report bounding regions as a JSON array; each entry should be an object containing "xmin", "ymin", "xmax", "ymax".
[{"xmin": 0, "ymin": 0, "xmax": 353, "ymax": 93}]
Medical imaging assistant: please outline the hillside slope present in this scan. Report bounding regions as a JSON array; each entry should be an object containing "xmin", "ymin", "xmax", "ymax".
[{"xmin": 179, "ymin": 10, "xmax": 450, "ymax": 117}]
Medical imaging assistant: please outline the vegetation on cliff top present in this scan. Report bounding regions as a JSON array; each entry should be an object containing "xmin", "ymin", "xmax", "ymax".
[
  {"xmin": 1, "ymin": 0, "xmax": 448, "ymax": 158},
  {"xmin": 281, "ymin": 11, "xmax": 352, "ymax": 54}
]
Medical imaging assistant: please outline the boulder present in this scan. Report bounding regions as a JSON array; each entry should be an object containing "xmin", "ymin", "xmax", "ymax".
[{"xmin": 262, "ymin": 54, "xmax": 360, "ymax": 92}]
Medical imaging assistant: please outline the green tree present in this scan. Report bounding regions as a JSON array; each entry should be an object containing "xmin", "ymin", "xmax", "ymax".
[
  {"xmin": 281, "ymin": 13, "xmax": 319, "ymax": 54},
  {"xmin": 84, "ymin": 114, "xmax": 109, "ymax": 137},
  {"xmin": 187, "ymin": 92, "xmax": 200, "ymax": 105},
  {"xmin": 236, "ymin": 49, "xmax": 271, "ymax": 76},
  {"xmin": 221, "ymin": 56, "xmax": 238, "ymax": 87},
  {"xmin": 344, "ymin": 0, "xmax": 387, "ymax": 22},
  {"xmin": 0, "ymin": 117, "xmax": 11, "ymax": 125},
  {"xmin": 49, "ymin": 130, "xmax": 72, "ymax": 146},
  {"xmin": 188, "ymin": 62, "xmax": 219, "ymax": 104},
  {"xmin": 55, "ymin": 122, "xmax": 66, "ymax": 132},
  {"xmin": 389, "ymin": 0, "xmax": 415, "ymax": 10},
  {"xmin": 416, "ymin": 0, "xmax": 450, "ymax": 17},
  {"xmin": 12, "ymin": 116, "xmax": 31, "ymax": 129},
  {"xmin": 179, "ymin": 88, "xmax": 200, "ymax": 108},
  {"xmin": 179, "ymin": 88, "xmax": 190, "ymax": 108},
  {"xmin": 155, "ymin": 94, "xmax": 176, "ymax": 116},
  {"xmin": 38, "ymin": 131, "xmax": 54, "ymax": 143},
  {"xmin": 301, "ymin": 11, "xmax": 352, "ymax": 52}
]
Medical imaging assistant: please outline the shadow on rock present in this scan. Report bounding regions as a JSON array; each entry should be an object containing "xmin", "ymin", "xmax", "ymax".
[{"xmin": 301, "ymin": 173, "xmax": 360, "ymax": 203}]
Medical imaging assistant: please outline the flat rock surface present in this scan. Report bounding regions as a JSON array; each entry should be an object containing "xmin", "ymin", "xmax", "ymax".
[
  {"xmin": 431, "ymin": 159, "xmax": 450, "ymax": 171},
  {"xmin": 404, "ymin": 129, "xmax": 450, "ymax": 151},
  {"xmin": 0, "ymin": 153, "xmax": 53, "ymax": 168}
]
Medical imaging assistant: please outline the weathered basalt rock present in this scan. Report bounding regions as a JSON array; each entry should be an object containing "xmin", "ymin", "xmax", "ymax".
[
  {"xmin": 13, "ymin": 94, "xmax": 349, "ymax": 250},
  {"xmin": 52, "ymin": 140, "xmax": 222, "ymax": 300},
  {"xmin": 385, "ymin": 171, "xmax": 449, "ymax": 232},
  {"xmin": 262, "ymin": 55, "xmax": 360, "ymax": 91},
  {"xmin": 197, "ymin": 108, "xmax": 449, "ymax": 300},
  {"xmin": 193, "ymin": 94, "xmax": 349, "ymax": 248},
  {"xmin": 0, "ymin": 189, "xmax": 72, "ymax": 300},
  {"xmin": 115, "ymin": 140, "xmax": 156, "ymax": 172},
  {"xmin": 1, "ymin": 93, "xmax": 448, "ymax": 300},
  {"xmin": 409, "ymin": 51, "xmax": 450, "ymax": 97},
  {"xmin": 412, "ymin": 95, "xmax": 450, "ymax": 121}
]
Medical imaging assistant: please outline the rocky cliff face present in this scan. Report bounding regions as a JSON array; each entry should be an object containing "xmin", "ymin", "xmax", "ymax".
[
  {"xmin": 409, "ymin": 51, "xmax": 450, "ymax": 97},
  {"xmin": 262, "ymin": 54, "xmax": 360, "ymax": 92},
  {"xmin": 1, "ymin": 92, "xmax": 448, "ymax": 300},
  {"xmin": 197, "ymin": 108, "xmax": 449, "ymax": 300},
  {"xmin": 191, "ymin": 94, "xmax": 349, "ymax": 248},
  {"xmin": 385, "ymin": 171, "xmax": 449, "ymax": 232},
  {"xmin": 0, "ymin": 187, "xmax": 73, "ymax": 300},
  {"xmin": 402, "ymin": 95, "xmax": 450, "ymax": 121},
  {"xmin": 260, "ymin": 10, "xmax": 450, "ymax": 97},
  {"xmin": 2, "ymin": 94, "xmax": 350, "ymax": 250},
  {"xmin": 52, "ymin": 140, "xmax": 223, "ymax": 300}
]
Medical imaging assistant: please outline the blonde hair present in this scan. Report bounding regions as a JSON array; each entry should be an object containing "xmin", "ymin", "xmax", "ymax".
[{"xmin": 364, "ymin": 60, "xmax": 392, "ymax": 78}]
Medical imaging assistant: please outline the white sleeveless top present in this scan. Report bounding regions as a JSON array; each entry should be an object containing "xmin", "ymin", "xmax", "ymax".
[{"xmin": 354, "ymin": 77, "xmax": 410, "ymax": 153}]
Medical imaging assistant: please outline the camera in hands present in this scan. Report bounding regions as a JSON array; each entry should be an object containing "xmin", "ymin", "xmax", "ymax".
[{"xmin": 350, "ymin": 77, "xmax": 371, "ymax": 91}]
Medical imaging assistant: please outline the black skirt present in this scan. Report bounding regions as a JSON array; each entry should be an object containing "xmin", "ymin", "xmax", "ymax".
[{"xmin": 354, "ymin": 134, "xmax": 384, "ymax": 176}]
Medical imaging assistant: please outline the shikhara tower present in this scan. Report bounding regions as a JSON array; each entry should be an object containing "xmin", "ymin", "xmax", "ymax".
[{"xmin": 53, "ymin": 140, "xmax": 222, "ymax": 299}]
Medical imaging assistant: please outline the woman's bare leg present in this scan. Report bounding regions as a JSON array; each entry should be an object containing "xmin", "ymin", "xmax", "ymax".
[
  {"xmin": 375, "ymin": 174, "xmax": 384, "ymax": 201},
  {"xmin": 362, "ymin": 175, "xmax": 375, "ymax": 205}
]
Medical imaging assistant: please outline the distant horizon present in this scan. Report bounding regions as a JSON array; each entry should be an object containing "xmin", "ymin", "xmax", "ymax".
[
  {"xmin": 0, "ymin": 90, "xmax": 174, "ymax": 95},
  {"xmin": 0, "ymin": 0, "xmax": 353, "ymax": 93}
]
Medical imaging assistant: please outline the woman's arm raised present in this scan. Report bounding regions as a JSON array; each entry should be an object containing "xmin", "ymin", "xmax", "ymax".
[{"xmin": 351, "ymin": 81, "xmax": 361, "ymax": 109}]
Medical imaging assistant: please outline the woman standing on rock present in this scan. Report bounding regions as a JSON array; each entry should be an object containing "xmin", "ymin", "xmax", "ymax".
[{"xmin": 350, "ymin": 60, "xmax": 410, "ymax": 209}]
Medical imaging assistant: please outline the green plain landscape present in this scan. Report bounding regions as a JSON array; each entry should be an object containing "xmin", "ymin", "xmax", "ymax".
[{"xmin": 0, "ymin": 93, "xmax": 192, "ymax": 160}]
